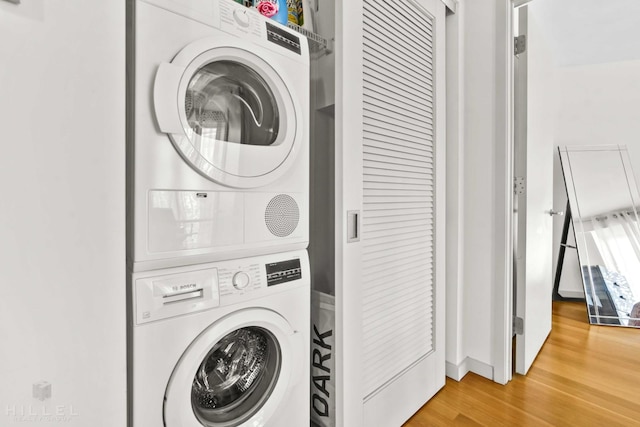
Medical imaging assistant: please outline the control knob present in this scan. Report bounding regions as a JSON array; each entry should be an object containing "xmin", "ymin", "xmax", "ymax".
[
  {"xmin": 232, "ymin": 271, "xmax": 251, "ymax": 290},
  {"xmin": 233, "ymin": 8, "xmax": 251, "ymax": 28}
]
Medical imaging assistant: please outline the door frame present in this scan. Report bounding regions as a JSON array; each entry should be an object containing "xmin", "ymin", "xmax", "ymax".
[{"xmin": 491, "ymin": 0, "xmax": 517, "ymax": 385}]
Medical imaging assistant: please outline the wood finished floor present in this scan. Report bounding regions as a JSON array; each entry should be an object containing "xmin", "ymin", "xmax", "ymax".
[{"xmin": 404, "ymin": 301, "xmax": 640, "ymax": 426}]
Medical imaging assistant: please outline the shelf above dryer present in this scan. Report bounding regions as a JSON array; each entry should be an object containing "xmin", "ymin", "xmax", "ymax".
[{"xmin": 287, "ymin": 23, "xmax": 332, "ymax": 54}]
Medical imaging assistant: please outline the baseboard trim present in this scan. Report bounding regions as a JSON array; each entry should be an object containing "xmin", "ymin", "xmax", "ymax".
[
  {"xmin": 446, "ymin": 357, "xmax": 494, "ymax": 382},
  {"xmin": 558, "ymin": 289, "xmax": 585, "ymax": 299}
]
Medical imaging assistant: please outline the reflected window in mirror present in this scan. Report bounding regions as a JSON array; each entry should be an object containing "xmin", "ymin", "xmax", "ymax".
[{"xmin": 559, "ymin": 145, "xmax": 640, "ymax": 327}]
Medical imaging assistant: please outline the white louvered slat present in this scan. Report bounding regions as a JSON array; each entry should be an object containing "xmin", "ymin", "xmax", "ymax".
[
  {"xmin": 363, "ymin": 10, "xmax": 433, "ymax": 61},
  {"xmin": 363, "ymin": 39, "xmax": 433, "ymax": 82},
  {"xmin": 365, "ymin": 143, "xmax": 433, "ymax": 160},
  {"xmin": 364, "ymin": 267, "xmax": 434, "ymax": 301},
  {"xmin": 362, "ymin": 0, "xmax": 436, "ymax": 399},
  {"xmin": 365, "ymin": 97, "xmax": 431, "ymax": 124},
  {"xmin": 364, "ymin": 162, "xmax": 432, "ymax": 177},
  {"xmin": 364, "ymin": 241, "xmax": 427, "ymax": 267},
  {"xmin": 365, "ymin": 158, "xmax": 433, "ymax": 174},
  {"xmin": 365, "ymin": 253, "xmax": 435, "ymax": 276},
  {"xmin": 365, "ymin": 86, "xmax": 431, "ymax": 115},
  {"xmin": 364, "ymin": 130, "xmax": 433, "ymax": 155},
  {"xmin": 364, "ymin": 72, "xmax": 433, "ymax": 110},
  {"xmin": 363, "ymin": 269, "xmax": 432, "ymax": 308},
  {"xmin": 365, "ymin": 152, "xmax": 433, "ymax": 169},
  {"xmin": 367, "ymin": 0, "xmax": 433, "ymax": 34},
  {"xmin": 364, "ymin": 168, "xmax": 432, "ymax": 182},
  {"xmin": 365, "ymin": 99, "xmax": 434, "ymax": 123},
  {"xmin": 363, "ymin": 32, "xmax": 433, "ymax": 74},
  {"xmin": 364, "ymin": 201, "xmax": 430, "ymax": 211},
  {"xmin": 362, "ymin": 225, "xmax": 431, "ymax": 240},
  {"xmin": 364, "ymin": 213, "xmax": 433, "ymax": 227},
  {"xmin": 364, "ymin": 142, "xmax": 433, "ymax": 159},
  {"xmin": 364, "ymin": 331, "xmax": 434, "ymax": 371},
  {"xmin": 365, "ymin": 122, "xmax": 433, "ymax": 146},
  {"xmin": 363, "ymin": 52, "xmax": 432, "ymax": 93},
  {"xmin": 365, "ymin": 156, "xmax": 433, "ymax": 170},
  {"xmin": 364, "ymin": 178, "xmax": 432, "ymax": 188},
  {"xmin": 363, "ymin": 44, "xmax": 434, "ymax": 90},
  {"xmin": 364, "ymin": 208, "xmax": 433, "ymax": 219},
  {"xmin": 363, "ymin": 300, "xmax": 432, "ymax": 338},
  {"xmin": 363, "ymin": 255, "xmax": 433, "ymax": 285},
  {"xmin": 364, "ymin": 216, "xmax": 432, "ymax": 232},
  {"xmin": 365, "ymin": 103, "xmax": 433, "ymax": 133},
  {"xmin": 365, "ymin": 109, "xmax": 434, "ymax": 136},
  {"xmin": 364, "ymin": 234, "xmax": 433, "ymax": 254},
  {"xmin": 362, "ymin": 44, "xmax": 434, "ymax": 93}
]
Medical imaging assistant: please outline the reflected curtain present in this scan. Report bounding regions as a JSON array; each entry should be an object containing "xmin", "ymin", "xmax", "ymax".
[{"xmin": 591, "ymin": 211, "xmax": 640, "ymax": 308}]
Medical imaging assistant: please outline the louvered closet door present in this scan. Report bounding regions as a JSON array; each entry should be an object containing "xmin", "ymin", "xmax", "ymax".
[{"xmin": 361, "ymin": 0, "xmax": 445, "ymax": 425}]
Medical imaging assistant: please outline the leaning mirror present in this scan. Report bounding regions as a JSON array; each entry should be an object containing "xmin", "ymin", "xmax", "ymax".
[{"xmin": 559, "ymin": 145, "xmax": 640, "ymax": 327}]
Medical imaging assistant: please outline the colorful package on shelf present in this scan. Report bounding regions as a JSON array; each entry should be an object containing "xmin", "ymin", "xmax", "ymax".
[
  {"xmin": 254, "ymin": 0, "xmax": 288, "ymax": 25},
  {"xmin": 287, "ymin": 0, "xmax": 299, "ymax": 25},
  {"xmin": 296, "ymin": 0, "xmax": 304, "ymax": 26}
]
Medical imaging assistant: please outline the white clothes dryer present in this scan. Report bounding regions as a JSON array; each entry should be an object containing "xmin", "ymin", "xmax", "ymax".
[
  {"xmin": 128, "ymin": 0, "xmax": 310, "ymax": 272},
  {"xmin": 129, "ymin": 250, "xmax": 310, "ymax": 427}
]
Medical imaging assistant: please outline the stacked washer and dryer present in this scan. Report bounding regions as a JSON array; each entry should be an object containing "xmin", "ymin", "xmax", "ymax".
[{"xmin": 126, "ymin": 0, "xmax": 310, "ymax": 425}]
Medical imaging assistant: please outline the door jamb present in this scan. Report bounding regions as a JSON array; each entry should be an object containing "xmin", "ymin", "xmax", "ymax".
[{"xmin": 492, "ymin": 0, "xmax": 517, "ymax": 385}]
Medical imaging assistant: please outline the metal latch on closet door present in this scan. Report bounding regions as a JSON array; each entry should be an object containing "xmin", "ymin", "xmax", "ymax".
[{"xmin": 347, "ymin": 210, "xmax": 360, "ymax": 243}]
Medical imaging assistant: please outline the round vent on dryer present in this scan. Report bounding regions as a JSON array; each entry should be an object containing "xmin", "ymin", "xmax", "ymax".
[{"xmin": 265, "ymin": 194, "xmax": 299, "ymax": 238}]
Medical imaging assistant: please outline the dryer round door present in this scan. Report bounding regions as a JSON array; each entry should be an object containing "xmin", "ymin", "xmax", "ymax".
[
  {"xmin": 154, "ymin": 35, "xmax": 304, "ymax": 189},
  {"xmin": 164, "ymin": 308, "xmax": 300, "ymax": 427}
]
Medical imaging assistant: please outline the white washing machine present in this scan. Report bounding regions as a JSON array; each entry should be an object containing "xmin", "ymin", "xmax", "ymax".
[
  {"xmin": 129, "ymin": 250, "xmax": 310, "ymax": 426},
  {"xmin": 128, "ymin": 0, "xmax": 310, "ymax": 272}
]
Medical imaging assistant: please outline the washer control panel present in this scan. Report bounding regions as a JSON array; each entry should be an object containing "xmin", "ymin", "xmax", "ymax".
[
  {"xmin": 134, "ymin": 268, "xmax": 219, "ymax": 325},
  {"xmin": 216, "ymin": 256, "xmax": 303, "ymax": 300},
  {"xmin": 218, "ymin": 262, "xmax": 261, "ymax": 296},
  {"xmin": 232, "ymin": 271, "xmax": 251, "ymax": 289},
  {"xmin": 133, "ymin": 250, "xmax": 309, "ymax": 324},
  {"xmin": 266, "ymin": 258, "xmax": 302, "ymax": 286}
]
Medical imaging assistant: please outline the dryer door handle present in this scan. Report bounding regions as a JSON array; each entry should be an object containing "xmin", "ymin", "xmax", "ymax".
[{"xmin": 154, "ymin": 62, "xmax": 185, "ymax": 135}]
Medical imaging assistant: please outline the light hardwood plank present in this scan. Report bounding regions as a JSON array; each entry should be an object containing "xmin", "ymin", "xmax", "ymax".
[{"xmin": 405, "ymin": 302, "xmax": 640, "ymax": 426}]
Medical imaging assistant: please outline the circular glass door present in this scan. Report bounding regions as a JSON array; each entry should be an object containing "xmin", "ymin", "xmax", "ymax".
[
  {"xmin": 154, "ymin": 41, "xmax": 305, "ymax": 188},
  {"xmin": 167, "ymin": 47, "xmax": 301, "ymax": 188},
  {"xmin": 190, "ymin": 327, "xmax": 281, "ymax": 426},
  {"xmin": 185, "ymin": 60, "xmax": 280, "ymax": 150}
]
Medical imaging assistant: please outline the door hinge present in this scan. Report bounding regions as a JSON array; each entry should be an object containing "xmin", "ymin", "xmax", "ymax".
[
  {"xmin": 514, "ymin": 176, "xmax": 525, "ymax": 196},
  {"xmin": 514, "ymin": 316, "xmax": 524, "ymax": 335},
  {"xmin": 514, "ymin": 35, "xmax": 526, "ymax": 55}
]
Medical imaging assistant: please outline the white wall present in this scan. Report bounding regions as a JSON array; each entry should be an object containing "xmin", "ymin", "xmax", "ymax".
[
  {"xmin": 552, "ymin": 60, "xmax": 640, "ymax": 297},
  {"xmin": 445, "ymin": 0, "xmax": 511, "ymax": 382},
  {"xmin": 459, "ymin": 0, "xmax": 498, "ymax": 375},
  {"xmin": 445, "ymin": 0, "xmax": 466, "ymax": 377},
  {"xmin": 0, "ymin": 2, "xmax": 126, "ymax": 426}
]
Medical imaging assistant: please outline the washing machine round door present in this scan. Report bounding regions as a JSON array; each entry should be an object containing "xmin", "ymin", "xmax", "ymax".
[
  {"xmin": 154, "ymin": 36, "xmax": 306, "ymax": 189},
  {"xmin": 164, "ymin": 308, "xmax": 300, "ymax": 427}
]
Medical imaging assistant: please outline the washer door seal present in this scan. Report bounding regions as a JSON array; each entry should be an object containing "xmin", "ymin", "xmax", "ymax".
[{"xmin": 164, "ymin": 308, "xmax": 296, "ymax": 427}]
